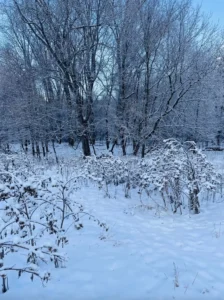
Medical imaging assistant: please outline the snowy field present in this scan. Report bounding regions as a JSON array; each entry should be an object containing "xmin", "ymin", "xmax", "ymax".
[{"xmin": 1, "ymin": 144, "xmax": 224, "ymax": 300}]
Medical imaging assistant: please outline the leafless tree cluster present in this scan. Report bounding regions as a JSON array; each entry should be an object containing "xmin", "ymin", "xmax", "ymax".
[{"xmin": 0, "ymin": 0, "xmax": 222, "ymax": 156}]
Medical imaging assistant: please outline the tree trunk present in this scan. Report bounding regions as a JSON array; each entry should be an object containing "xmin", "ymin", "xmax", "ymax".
[
  {"xmin": 32, "ymin": 141, "xmax": 35, "ymax": 156},
  {"xmin": 133, "ymin": 140, "xmax": 140, "ymax": 156},
  {"xmin": 105, "ymin": 119, "xmax": 110, "ymax": 150},
  {"xmin": 141, "ymin": 144, "xmax": 145, "ymax": 158},
  {"xmin": 68, "ymin": 137, "xmax": 75, "ymax": 147},
  {"xmin": 52, "ymin": 140, "xmax": 59, "ymax": 164},
  {"xmin": 110, "ymin": 139, "xmax": 117, "ymax": 154},
  {"xmin": 82, "ymin": 135, "xmax": 91, "ymax": 156},
  {"xmin": 106, "ymin": 138, "xmax": 110, "ymax": 150},
  {"xmin": 42, "ymin": 142, "xmax": 46, "ymax": 157},
  {"xmin": 121, "ymin": 136, "xmax": 126, "ymax": 156},
  {"xmin": 36, "ymin": 142, "xmax": 40, "ymax": 158},
  {"xmin": 45, "ymin": 141, "xmax": 49, "ymax": 153},
  {"xmin": 25, "ymin": 140, "xmax": 28, "ymax": 152}
]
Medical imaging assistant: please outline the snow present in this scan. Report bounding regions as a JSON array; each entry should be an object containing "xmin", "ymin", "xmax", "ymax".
[
  {"xmin": 1, "ymin": 145, "xmax": 224, "ymax": 299},
  {"xmin": 2, "ymin": 190, "xmax": 224, "ymax": 299}
]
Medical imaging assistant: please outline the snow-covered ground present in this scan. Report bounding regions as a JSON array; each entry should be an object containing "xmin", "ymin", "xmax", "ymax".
[{"xmin": 2, "ymin": 145, "xmax": 224, "ymax": 300}]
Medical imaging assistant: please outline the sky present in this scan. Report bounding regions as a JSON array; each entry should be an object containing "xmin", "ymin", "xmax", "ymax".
[{"xmin": 194, "ymin": 0, "xmax": 224, "ymax": 26}]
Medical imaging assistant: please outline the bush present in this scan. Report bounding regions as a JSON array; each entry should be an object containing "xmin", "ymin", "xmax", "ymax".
[
  {"xmin": 0, "ymin": 153, "xmax": 107, "ymax": 293},
  {"xmin": 79, "ymin": 139, "xmax": 220, "ymax": 214}
]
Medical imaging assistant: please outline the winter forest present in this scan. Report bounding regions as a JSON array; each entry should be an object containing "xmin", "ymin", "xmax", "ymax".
[{"xmin": 1, "ymin": 0, "xmax": 224, "ymax": 299}]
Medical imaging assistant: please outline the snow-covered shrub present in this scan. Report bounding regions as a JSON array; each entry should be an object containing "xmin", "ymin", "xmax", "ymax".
[
  {"xmin": 148, "ymin": 139, "xmax": 220, "ymax": 214},
  {"xmin": 81, "ymin": 155, "xmax": 139, "ymax": 197},
  {"xmin": 78, "ymin": 139, "xmax": 220, "ymax": 214},
  {"xmin": 0, "ymin": 172, "xmax": 65, "ymax": 293},
  {"xmin": 0, "ymin": 157, "xmax": 108, "ymax": 294}
]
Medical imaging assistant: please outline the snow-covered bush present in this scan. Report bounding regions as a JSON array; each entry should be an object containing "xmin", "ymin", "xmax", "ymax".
[
  {"xmin": 0, "ymin": 156, "xmax": 108, "ymax": 293},
  {"xmin": 0, "ymin": 171, "xmax": 66, "ymax": 293},
  {"xmin": 79, "ymin": 139, "xmax": 220, "ymax": 214},
  {"xmin": 80, "ymin": 155, "xmax": 139, "ymax": 197},
  {"xmin": 148, "ymin": 139, "xmax": 220, "ymax": 214}
]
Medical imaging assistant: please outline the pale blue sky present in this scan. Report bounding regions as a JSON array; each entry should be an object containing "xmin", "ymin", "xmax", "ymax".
[{"xmin": 194, "ymin": 0, "xmax": 224, "ymax": 26}]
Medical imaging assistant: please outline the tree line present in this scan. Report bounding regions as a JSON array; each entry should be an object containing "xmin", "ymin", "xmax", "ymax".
[{"xmin": 0, "ymin": 0, "xmax": 223, "ymax": 156}]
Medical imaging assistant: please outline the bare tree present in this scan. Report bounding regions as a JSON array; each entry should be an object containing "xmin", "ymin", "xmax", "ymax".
[{"xmin": 0, "ymin": 0, "xmax": 221, "ymax": 156}]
